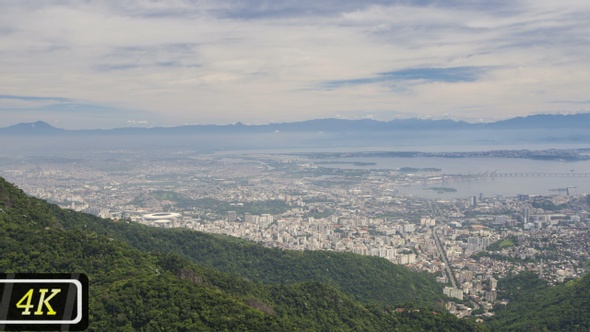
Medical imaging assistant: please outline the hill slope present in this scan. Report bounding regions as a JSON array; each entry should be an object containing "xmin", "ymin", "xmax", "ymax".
[
  {"xmin": 0, "ymin": 177, "xmax": 480, "ymax": 331},
  {"xmin": 0, "ymin": 176, "xmax": 444, "ymax": 307},
  {"xmin": 488, "ymin": 272, "xmax": 590, "ymax": 331}
]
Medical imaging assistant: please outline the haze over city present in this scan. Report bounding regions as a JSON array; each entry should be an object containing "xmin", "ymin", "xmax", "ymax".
[{"xmin": 1, "ymin": 0, "xmax": 590, "ymax": 129}]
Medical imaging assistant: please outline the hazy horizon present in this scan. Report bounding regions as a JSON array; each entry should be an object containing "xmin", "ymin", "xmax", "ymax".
[{"xmin": 3, "ymin": 111, "xmax": 590, "ymax": 131}]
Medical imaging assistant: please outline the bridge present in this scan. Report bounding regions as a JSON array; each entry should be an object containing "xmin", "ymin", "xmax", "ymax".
[
  {"xmin": 439, "ymin": 172, "xmax": 590, "ymax": 179},
  {"xmin": 489, "ymin": 172, "xmax": 590, "ymax": 178}
]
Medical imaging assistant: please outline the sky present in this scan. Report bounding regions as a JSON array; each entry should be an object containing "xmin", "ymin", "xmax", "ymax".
[{"xmin": 1, "ymin": 0, "xmax": 589, "ymax": 129}]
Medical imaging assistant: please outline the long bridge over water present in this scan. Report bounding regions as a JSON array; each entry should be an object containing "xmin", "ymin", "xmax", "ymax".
[
  {"xmin": 489, "ymin": 172, "xmax": 590, "ymax": 178},
  {"xmin": 439, "ymin": 172, "xmax": 590, "ymax": 180}
]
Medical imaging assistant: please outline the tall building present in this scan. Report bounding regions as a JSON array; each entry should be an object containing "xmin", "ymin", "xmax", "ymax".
[
  {"xmin": 482, "ymin": 237, "xmax": 490, "ymax": 249},
  {"xmin": 523, "ymin": 207, "xmax": 530, "ymax": 223},
  {"xmin": 402, "ymin": 223, "xmax": 416, "ymax": 233},
  {"xmin": 244, "ymin": 213, "xmax": 258, "ymax": 223},
  {"xmin": 485, "ymin": 290, "xmax": 497, "ymax": 303},
  {"xmin": 467, "ymin": 237, "xmax": 489, "ymax": 252},
  {"xmin": 443, "ymin": 286, "xmax": 464, "ymax": 300},
  {"xmin": 494, "ymin": 215, "xmax": 508, "ymax": 223},
  {"xmin": 420, "ymin": 217, "xmax": 436, "ymax": 226},
  {"xmin": 227, "ymin": 211, "xmax": 237, "ymax": 222},
  {"xmin": 489, "ymin": 277, "xmax": 497, "ymax": 290},
  {"xmin": 397, "ymin": 253, "xmax": 416, "ymax": 265}
]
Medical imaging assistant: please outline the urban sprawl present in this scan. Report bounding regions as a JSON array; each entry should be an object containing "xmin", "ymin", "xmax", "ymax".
[{"xmin": 3, "ymin": 151, "xmax": 589, "ymax": 319}]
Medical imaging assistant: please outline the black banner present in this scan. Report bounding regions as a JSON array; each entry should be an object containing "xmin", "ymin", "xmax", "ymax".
[{"xmin": 0, "ymin": 274, "xmax": 88, "ymax": 331}]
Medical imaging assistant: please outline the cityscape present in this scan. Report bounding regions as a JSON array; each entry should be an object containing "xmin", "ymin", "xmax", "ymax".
[
  {"xmin": 2, "ymin": 149, "xmax": 589, "ymax": 320},
  {"xmin": 3, "ymin": 0, "xmax": 590, "ymax": 329}
]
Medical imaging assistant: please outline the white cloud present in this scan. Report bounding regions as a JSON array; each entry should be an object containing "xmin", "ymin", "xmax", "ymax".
[{"xmin": 0, "ymin": 0, "xmax": 589, "ymax": 127}]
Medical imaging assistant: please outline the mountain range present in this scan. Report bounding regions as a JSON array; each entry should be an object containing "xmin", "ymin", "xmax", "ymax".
[
  {"xmin": 2, "ymin": 113, "xmax": 590, "ymax": 154},
  {"xmin": 2, "ymin": 113, "xmax": 590, "ymax": 136}
]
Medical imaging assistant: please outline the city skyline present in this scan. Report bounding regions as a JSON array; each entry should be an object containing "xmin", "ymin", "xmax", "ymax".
[{"xmin": 1, "ymin": 0, "xmax": 590, "ymax": 129}]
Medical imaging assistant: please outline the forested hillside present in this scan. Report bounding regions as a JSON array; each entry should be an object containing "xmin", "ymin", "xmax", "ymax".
[
  {"xmin": 0, "ymin": 176, "xmax": 480, "ymax": 331},
  {"xmin": 488, "ymin": 271, "xmax": 590, "ymax": 331},
  {"xmin": 0, "ymin": 176, "xmax": 443, "ymax": 307}
]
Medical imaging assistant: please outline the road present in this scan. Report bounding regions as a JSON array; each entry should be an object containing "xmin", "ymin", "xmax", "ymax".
[
  {"xmin": 429, "ymin": 202, "xmax": 458, "ymax": 289},
  {"xmin": 430, "ymin": 202, "xmax": 481, "ymax": 312}
]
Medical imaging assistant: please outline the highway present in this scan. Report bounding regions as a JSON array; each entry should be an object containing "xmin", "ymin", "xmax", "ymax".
[
  {"xmin": 432, "ymin": 224, "xmax": 458, "ymax": 289},
  {"xmin": 430, "ymin": 202, "xmax": 482, "ymax": 312},
  {"xmin": 429, "ymin": 202, "xmax": 458, "ymax": 289}
]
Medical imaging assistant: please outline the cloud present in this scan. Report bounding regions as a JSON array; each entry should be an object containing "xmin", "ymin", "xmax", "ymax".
[
  {"xmin": 549, "ymin": 100, "xmax": 590, "ymax": 105},
  {"xmin": 323, "ymin": 66, "xmax": 490, "ymax": 89},
  {"xmin": 0, "ymin": 94, "xmax": 71, "ymax": 102},
  {"xmin": 0, "ymin": 95, "xmax": 73, "ymax": 110},
  {"xmin": 0, "ymin": 0, "xmax": 589, "ymax": 127},
  {"xmin": 384, "ymin": 67, "xmax": 488, "ymax": 82},
  {"xmin": 0, "ymin": 94, "xmax": 122, "ymax": 114},
  {"xmin": 0, "ymin": 93, "xmax": 165, "ymax": 129},
  {"xmin": 127, "ymin": 120, "xmax": 150, "ymax": 126}
]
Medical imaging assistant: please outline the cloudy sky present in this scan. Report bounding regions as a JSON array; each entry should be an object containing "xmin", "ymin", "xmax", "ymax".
[{"xmin": 1, "ymin": 0, "xmax": 589, "ymax": 129}]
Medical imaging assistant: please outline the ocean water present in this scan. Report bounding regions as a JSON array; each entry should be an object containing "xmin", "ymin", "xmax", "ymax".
[{"xmin": 314, "ymin": 156, "xmax": 590, "ymax": 199}]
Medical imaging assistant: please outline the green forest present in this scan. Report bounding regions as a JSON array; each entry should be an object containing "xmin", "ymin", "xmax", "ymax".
[{"xmin": 487, "ymin": 271, "xmax": 590, "ymax": 331}]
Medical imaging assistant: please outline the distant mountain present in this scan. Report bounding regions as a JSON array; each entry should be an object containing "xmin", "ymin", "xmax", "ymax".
[
  {"xmin": 2, "ymin": 113, "xmax": 590, "ymax": 137},
  {"xmin": 0, "ymin": 120, "xmax": 65, "ymax": 135},
  {"xmin": 262, "ymin": 118, "xmax": 472, "ymax": 132},
  {"xmin": 481, "ymin": 113, "xmax": 590, "ymax": 130},
  {"xmin": 3, "ymin": 114, "xmax": 590, "ymax": 151}
]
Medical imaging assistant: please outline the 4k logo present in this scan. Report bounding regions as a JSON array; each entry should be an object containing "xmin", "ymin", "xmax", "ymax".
[
  {"xmin": 16, "ymin": 288, "xmax": 62, "ymax": 315},
  {"xmin": 0, "ymin": 274, "xmax": 88, "ymax": 331}
]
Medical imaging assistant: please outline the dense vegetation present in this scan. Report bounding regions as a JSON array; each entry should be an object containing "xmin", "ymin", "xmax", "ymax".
[
  {"xmin": 531, "ymin": 198, "xmax": 566, "ymax": 211},
  {"xmin": 0, "ymin": 177, "xmax": 481, "ymax": 331},
  {"xmin": 486, "ymin": 236, "xmax": 518, "ymax": 251},
  {"xmin": 136, "ymin": 191, "xmax": 291, "ymax": 215},
  {"xmin": 3, "ymin": 185, "xmax": 444, "ymax": 307},
  {"xmin": 488, "ymin": 272, "xmax": 590, "ymax": 331}
]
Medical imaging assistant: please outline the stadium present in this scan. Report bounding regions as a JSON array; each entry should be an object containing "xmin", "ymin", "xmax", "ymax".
[{"xmin": 142, "ymin": 212, "xmax": 182, "ymax": 228}]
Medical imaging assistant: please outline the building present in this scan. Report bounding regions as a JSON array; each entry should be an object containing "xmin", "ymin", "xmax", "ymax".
[
  {"xmin": 397, "ymin": 253, "xmax": 416, "ymax": 265},
  {"xmin": 523, "ymin": 207, "xmax": 531, "ymax": 223},
  {"xmin": 485, "ymin": 290, "xmax": 497, "ymax": 303},
  {"xmin": 227, "ymin": 211, "xmax": 237, "ymax": 222},
  {"xmin": 443, "ymin": 286, "xmax": 464, "ymax": 300},
  {"xmin": 467, "ymin": 237, "xmax": 489, "ymax": 252},
  {"xmin": 244, "ymin": 213, "xmax": 257, "ymax": 223},
  {"xmin": 489, "ymin": 277, "xmax": 497, "ymax": 290},
  {"xmin": 402, "ymin": 223, "xmax": 416, "ymax": 233},
  {"xmin": 420, "ymin": 217, "xmax": 436, "ymax": 226},
  {"xmin": 143, "ymin": 212, "xmax": 182, "ymax": 228}
]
